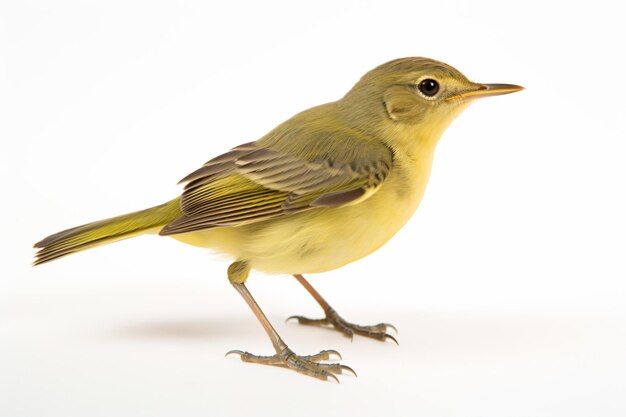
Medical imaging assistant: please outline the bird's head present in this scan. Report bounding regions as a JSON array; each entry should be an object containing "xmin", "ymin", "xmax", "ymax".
[{"xmin": 340, "ymin": 57, "xmax": 522, "ymax": 148}]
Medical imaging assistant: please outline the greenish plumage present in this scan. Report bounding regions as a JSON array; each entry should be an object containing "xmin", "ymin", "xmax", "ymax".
[
  {"xmin": 160, "ymin": 107, "xmax": 393, "ymax": 234},
  {"xmin": 33, "ymin": 198, "xmax": 181, "ymax": 265}
]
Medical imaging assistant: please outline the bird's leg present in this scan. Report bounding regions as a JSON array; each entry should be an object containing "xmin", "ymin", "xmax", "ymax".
[
  {"xmin": 225, "ymin": 261, "xmax": 356, "ymax": 382},
  {"xmin": 288, "ymin": 274, "xmax": 398, "ymax": 344}
]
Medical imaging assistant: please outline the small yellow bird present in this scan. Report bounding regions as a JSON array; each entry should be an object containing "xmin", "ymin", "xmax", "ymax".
[{"xmin": 34, "ymin": 57, "xmax": 522, "ymax": 382}]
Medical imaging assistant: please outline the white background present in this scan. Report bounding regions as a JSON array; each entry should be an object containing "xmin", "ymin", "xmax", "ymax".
[{"xmin": 1, "ymin": 1, "xmax": 625, "ymax": 416}]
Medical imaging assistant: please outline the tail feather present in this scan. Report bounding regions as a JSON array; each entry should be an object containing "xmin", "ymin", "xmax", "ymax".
[{"xmin": 34, "ymin": 198, "xmax": 182, "ymax": 265}]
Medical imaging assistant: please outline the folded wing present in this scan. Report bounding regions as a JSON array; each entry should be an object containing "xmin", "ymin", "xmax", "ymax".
[{"xmin": 160, "ymin": 135, "xmax": 393, "ymax": 235}]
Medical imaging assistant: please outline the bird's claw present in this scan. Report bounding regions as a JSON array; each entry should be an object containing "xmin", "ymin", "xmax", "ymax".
[
  {"xmin": 225, "ymin": 349, "xmax": 245, "ymax": 358},
  {"xmin": 288, "ymin": 308, "xmax": 399, "ymax": 344},
  {"xmin": 225, "ymin": 346, "xmax": 355, "ymax": 382}
]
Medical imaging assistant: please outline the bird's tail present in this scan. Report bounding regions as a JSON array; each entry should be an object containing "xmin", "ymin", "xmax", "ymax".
[{"xmin": 33, "ymin": 198, "xmax": 182, "ymax": 266}]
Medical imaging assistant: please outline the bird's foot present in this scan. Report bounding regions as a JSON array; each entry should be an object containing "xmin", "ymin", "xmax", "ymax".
[
  {"xmin": 226, "ymin": 347, "xmax": 355, "ymax": 382},
  {"xmin": 287, "ymin": 307, "xmax": 398, "ymax": 344}
]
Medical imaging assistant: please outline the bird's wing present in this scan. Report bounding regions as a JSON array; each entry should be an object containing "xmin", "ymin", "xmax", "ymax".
[{"xmin": 159, "ymin": 135, "xmax": 393, "ymax": 235}]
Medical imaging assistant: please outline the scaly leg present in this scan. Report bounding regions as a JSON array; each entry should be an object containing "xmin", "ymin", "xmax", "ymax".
[
  {"xmin": 288, "ymin": 274, "xmax": 398, "ymax": 344},
  {"xmin": 225, "ymin": 262, "xmax": 356, "ymax": 382}
]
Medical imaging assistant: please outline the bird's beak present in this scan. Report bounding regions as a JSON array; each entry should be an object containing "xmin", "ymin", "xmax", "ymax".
[{"xmin": 447, "ymin": 83, "xmax": 524, "ymax": 101}]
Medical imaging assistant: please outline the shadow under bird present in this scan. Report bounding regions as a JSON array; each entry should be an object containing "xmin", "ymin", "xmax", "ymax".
[{"xmin": 34, "ymin": 57, "xmax": 523, "ymax": 382}]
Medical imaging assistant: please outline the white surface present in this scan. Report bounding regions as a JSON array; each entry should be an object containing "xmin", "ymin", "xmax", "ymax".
[{"xmin": 1, "ymin": 1, "xmax": 625, "ymax": 416}]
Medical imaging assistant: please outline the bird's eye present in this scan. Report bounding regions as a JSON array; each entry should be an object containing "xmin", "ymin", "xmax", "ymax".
[{"xmin": 418, "ymin": 79, "xmax": 439, "ymax": 97}]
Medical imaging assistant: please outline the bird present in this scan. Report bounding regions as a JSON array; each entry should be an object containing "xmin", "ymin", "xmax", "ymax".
[{"xmin": 34, "ymin": 57, "xmax": 523, "ymax": 382}]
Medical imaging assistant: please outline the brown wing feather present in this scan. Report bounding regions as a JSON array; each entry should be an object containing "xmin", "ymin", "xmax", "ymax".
[{"xmin": 159, "ymin": 134, "xmax": 393, "ymax": 236}]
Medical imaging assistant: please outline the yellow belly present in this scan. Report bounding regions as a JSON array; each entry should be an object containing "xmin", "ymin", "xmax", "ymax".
[{"xmin": 170, "ymin": 149, "xmax": 434, "ymax": 274}]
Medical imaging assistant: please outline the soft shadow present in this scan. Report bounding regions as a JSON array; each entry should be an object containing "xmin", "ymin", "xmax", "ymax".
[
  {"xmin": 109, "ymin": 317, "xmax": 254, "ymax": 342},
  {"xmin": 105, "ymin": 310, "xmax": 621, "ymax": 359}
]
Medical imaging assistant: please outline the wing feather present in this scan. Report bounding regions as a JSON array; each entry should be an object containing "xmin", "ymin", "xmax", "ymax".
[{"xmin": 159, "ymin": 132, "xmax": 393, "ymax": 236}]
